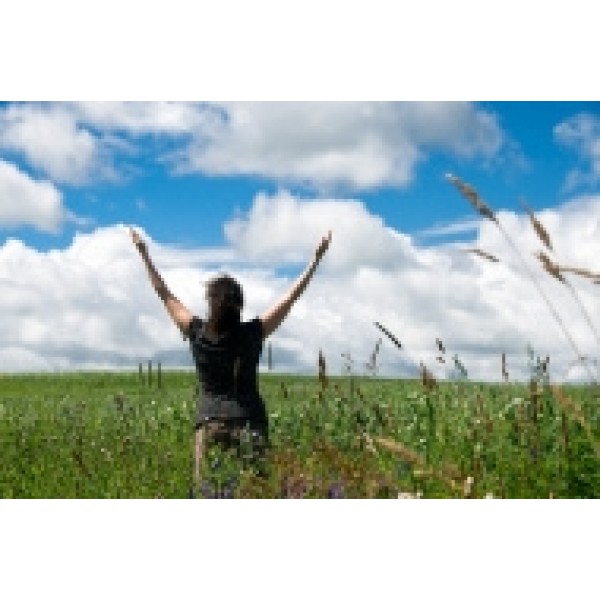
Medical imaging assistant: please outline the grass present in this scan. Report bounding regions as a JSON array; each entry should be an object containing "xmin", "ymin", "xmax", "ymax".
[{"xmin": 1, "ymin": 370, "xmax": 598, "ymax": 498}]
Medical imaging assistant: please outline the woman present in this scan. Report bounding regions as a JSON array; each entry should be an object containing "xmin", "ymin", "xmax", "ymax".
[{"xmin": 130, "ymin": 228, "xmax": 332, "ymax": 495}]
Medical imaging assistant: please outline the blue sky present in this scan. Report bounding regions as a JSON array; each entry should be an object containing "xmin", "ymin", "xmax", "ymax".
[
  {"xmin": 3, "ymin": 101, "xmax": 600, "ymax": 252},
  {"xmin": 2, "ymin": 101, "xmax": 600, "ymax": 380}
]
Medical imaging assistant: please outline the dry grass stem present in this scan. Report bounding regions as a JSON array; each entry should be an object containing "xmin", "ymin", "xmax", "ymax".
[
  {"xmin": 420, "ymin": 362, "xmax": 437, "ymax": 390},
  {"xmin": 519, "ymin": 196, "xmax": 553, "ymax": 251},
  {"xmin": 374, "ymin": 321, "xmax": 402, "ymax": 350},
  {"xmin": 559, "ymin": 265, "xmax": 600, "ymax": 281},
  {"xmin": 535, "ymin": 251, "xmax": 566, "ymax": 284},
  {"xmin": 436, "ymin": 338, "xmax": 446, "ymax": 363},
  {"xmin": 446, "ymin": 175, "xmax": 587, "ymax": 369},
  {"xmin": 445, "ymin": 173, "xmax": 498, "ymax": 223},
  {"xmin": 318, "ymin": 349, "xmax": 328, "ymax": 389},
  {"xmin": 374, "ymin": 436, "xmax": 463, "ymax": 493},
  {"xmin": 366, "ymin": 338, "xmax": 382, "ymax": 373},
  {"xmin": 501, "ymin": 352, "xmax": 509, "ymax": 382},
  {"xmin": 536, "ymin": 253, "xmax": 600, "ymax": 348},
  {"xmin": 465, "ymin": 248, "xmax": 500, "ymax": 263}
]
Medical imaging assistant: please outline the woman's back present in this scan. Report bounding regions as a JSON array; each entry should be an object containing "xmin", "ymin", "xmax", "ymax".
[
  {"xmin": 188, "ymin": 316, "xmax": 267, "ymax": 425},
  {"xmin": 130, "ymin": 227, "xmax": 331, "ymax": 491}
]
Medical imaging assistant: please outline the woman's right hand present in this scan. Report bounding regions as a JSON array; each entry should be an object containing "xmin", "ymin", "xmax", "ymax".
[{"xmin": 315, "ymin": 230, "xmax": 332, "ymax": 262}]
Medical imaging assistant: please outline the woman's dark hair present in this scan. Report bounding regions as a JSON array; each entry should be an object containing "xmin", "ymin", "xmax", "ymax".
[{"xmin": 205, "ymin": 274, "xmax": 243, "ymax": 335}]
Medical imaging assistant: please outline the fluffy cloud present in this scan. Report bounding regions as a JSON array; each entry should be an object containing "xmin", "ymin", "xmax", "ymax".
[
  {"xmin": 0, "ymin": 102, "xmax": 508, "ymax": 190},
  {"xmin": 554, "ymin": 112, "xmax": 600, "ymax": 190},
  {"xmin": 0, "ymin": 102, "xmax": 215, "ymax": 185},
  {"xmin": 0, "ymin": 227, "xmax": 204, "ymax": 371},
  {"xmin": 0, "ymin": 160, "xmax": 70, "ymax": 233},
  {"xmin": 223, "ymin": 190, "xmax": 414, "ymax": 271},
  {"xmin": 2, "ymin": 191, "xmax": 599, "ymax": 382},
  {"xmin": 176, "ymin": 102, "xmax": 506, "ymax": 190},
  {"xmin": 70, "ymin": 101, "xmax": 222, "ymax": 135},
  {"xmin": 226, "ymin": 191, "xmax": 600, "ymax": 382},
  {"xmin": 0, "ymin": 104, "xmax": 104, "ymax": 184}
]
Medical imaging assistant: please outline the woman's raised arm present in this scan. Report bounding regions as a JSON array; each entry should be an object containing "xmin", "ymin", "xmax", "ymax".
[
  {"xmin": 130, "ymin": 229, "xmax": 193, "ymax": 336},
  {"xmin": 260, "ymin": 231, "xmax": 332, "ymax": 339}
]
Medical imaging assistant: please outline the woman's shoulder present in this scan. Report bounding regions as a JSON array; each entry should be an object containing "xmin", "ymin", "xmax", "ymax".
[
  {"xmin": 186, "ymin": 316, "xmax": 203, "ymax": 340},
  {"xmin": 241, "ymin": 317, "xmax": 263, "ymax": 339}
]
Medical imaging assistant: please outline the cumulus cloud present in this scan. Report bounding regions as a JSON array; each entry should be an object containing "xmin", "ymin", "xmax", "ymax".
[
  {"xmin": 0, "ymin": 102, "xmax": 510, "ymax": 191},
  {"xmin": 0, "ymin": 160, "xmax": 71, "ymax": 233},
  {"xmin": 0, "ymin": 104, "xmax": 105, "ymax": 184},
  {"xmin": 0, "ymin": 102, "xmax": 216, "ymax": 185},
  {"xmin": 0, "ymin": 226, "xmax": 205, "ymax": 372},
  {"xmin": 224, "ymin": 191, "xmax": 600, "ymax": 382},
  {"xmin": 223, "ymin": 189, "xmax": 414, "ymax": 271},
  {"xmin": 554, "ymin": 112, "xmax": 600, "ymax": 190},
  {"xmin": 176, "ymin": 102, "xmax": 507, "ymax": 190},
  {"xmin": 70, "ymin": 101, "xmax": 223, "ymax": 135},
  {"xmin": 2, "ymin": 191, "xmax": 599, "ymax": 382}
]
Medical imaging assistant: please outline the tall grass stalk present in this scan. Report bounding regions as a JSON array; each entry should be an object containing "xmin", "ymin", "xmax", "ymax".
[
  {"xmin": 534, "ymin": 246, "xmax": 600, "ymax": 352},
  {"xmin": 497, "ymin": 221, "xmax": 595, "ymax": 382},
  {"xmin": 446, "ymin": 174, "xmax": 595, "ymax": 383},
  {"xmin": 521, "ymin": 197, "xmax": 600, "ymax": 362}
]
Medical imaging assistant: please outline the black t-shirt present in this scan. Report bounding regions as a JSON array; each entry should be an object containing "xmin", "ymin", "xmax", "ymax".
[{"xmin": 188, "ymin": 316, "xmax": 268, "ymax": 427}]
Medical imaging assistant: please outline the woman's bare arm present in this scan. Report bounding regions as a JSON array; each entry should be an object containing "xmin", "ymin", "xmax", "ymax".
[
  {"xmin": 130, "ymin": 229, "xmax": 193, "ymax": 336},
  {"xmin": 261, "ymin": 231, "xmax": 332, "ymax": 339}
]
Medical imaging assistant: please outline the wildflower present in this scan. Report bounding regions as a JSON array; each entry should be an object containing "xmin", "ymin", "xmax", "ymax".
[
  {"xmin": 463, "ymin": 476, "xmax": 474, "ymax": 497},
  {"xmin": 327, "ymin": 481, "xmax": 345, "ymax": 499},
  {"xmin": 397, "ymin": 491, "xmax": 423, "ymax": 499}
]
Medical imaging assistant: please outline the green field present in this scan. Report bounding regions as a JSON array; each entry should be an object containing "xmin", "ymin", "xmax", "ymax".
[{"xmin": 1, "ymin": 371, "xmax": 598, "ymax": 498}]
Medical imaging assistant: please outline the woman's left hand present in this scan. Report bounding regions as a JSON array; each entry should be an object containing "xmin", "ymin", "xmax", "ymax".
[{"xmin": 130, "ymin": 228, "xmax": 146, "ymax": 253}]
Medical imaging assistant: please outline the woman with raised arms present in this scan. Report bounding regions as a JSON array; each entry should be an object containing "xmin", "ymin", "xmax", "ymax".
[{"xmin": 130, "ymin": 228, "xmax": 332, "ymax": 496}]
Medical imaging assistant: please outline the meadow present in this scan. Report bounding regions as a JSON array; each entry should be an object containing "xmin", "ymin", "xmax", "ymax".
[
  {"xmin": 3, "ymin": 177, "xmax": 600, "ymax": 500},
  {"xmin": 1, "ymin": 369, "xmax": 598, "ymax": 499}
]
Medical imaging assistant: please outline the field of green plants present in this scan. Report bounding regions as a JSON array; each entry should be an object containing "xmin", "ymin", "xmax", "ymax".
[{"xmin": 1, "ymin": 369, "xmax": 598, "ymax": 498}]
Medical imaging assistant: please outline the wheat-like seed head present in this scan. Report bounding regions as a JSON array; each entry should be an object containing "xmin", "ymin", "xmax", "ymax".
[
  {"xmin": 559, "ymin": 265, "xmax": 600, "ymax": 281},
  {"xmin": 519, "ymin": 196, "xmax": 553, "ymax": 251},
  {"xmin": 318, "ymin": 349, "xmax": 328, "ymax": 388},
  {"xmin": 445, "ymin": 173, "xmax": 498, "ymax": 223},
  {"xmin": 435, "ymin": 337, "xmax": 446, "ymax": 363},
  {"xmin": 374, "ymin": 437, "xmax": 462, "ymax": 492},
  {"xmin": 374, "ymin": 321, "xmax": 402, "ymax": 349},
  {"xmin": 420, "ymin": 362, "xmax": 437, "ymax": 390},
  {"xmin": 465, "ymin": 248, "xmax": 500, "ymax": 263},
  {"xmin": 501, "ymin": 352, "xmax": 509, "ymax": 382},
  {"xmin": 535, "ymin": 251, "xmax": 566, "ymax": 284}
]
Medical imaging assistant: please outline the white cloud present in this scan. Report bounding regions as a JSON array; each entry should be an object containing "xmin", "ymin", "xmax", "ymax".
[
  {"xmin": 554, "ymin": 112, "xmax": 600, "ymax": 189},
  {"xmin": 415, "ymin": 218, "xmax": 481, "ymax": 239},
  {"xmin": 1, "ymin": 191, "xmax": 599, "ymax": 382},
  {"xmin": 0, "ymin": 104, "xmax": 106, "ymax": 184},
  {"xmin": 0, "ymin": 102, "xmax": 509, "ymax": 191},
  {"xmin": 0, "ymin": 102, "xmax": 217, "ymax": 185},
  {"xmin": 0, "ymin": 160, "xmax": 70, "ymax": 233},
  {"xmin": 0, "ymin": 102, "xmax": 507, "ymax": 189},
  {"xmin": 223, "ymin": 190, "xmax": 415, "ymax": 272},
  {"xmin": 0, "ymin": 226, "xmax": 205, "ymax": 372},
  {"xmin": 176, "ymin": 102, "xmax": 507, "ymax": 190},
  {"xmin": 70, "ymin": 101, "xmax": 221, "ymax": 135}
]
